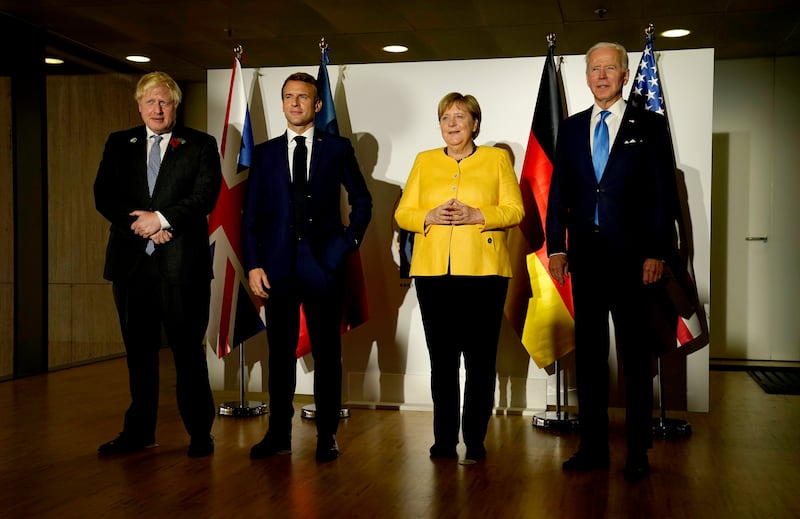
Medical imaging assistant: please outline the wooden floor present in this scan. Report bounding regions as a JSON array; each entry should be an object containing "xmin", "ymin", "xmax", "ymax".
[{"xmin": 1, "ymin": 352, "xmax": 798, "ymax": 519}]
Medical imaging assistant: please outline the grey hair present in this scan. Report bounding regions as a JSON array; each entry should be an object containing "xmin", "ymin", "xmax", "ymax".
[{"xmin": 585, "ymin": 42, "xmax": 629, "ymax": 71}]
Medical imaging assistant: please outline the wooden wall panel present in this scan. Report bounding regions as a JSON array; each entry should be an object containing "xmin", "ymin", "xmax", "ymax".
[
  {"xmin": 47, "ymin": 284, "xmax": 124, "ymax": 369},
  {"xmin": 0, "ymin": 77, "xmax": 12, "ymax": 379},
  {"xmin": 47, "ymin": 75, "xmax": 140, "ymax": 284},
  {"xmin": 47, "ymin": 284, "xmax": 71, "ymax": 368},
  {"xmin": 46, "ymin": 74, "xmax": 140, "ymax": 367}
]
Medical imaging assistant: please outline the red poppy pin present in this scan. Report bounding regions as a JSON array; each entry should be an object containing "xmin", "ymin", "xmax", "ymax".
[{"xmin": 169, "ymin": 137, "xmax": 186, "ymax": 149}]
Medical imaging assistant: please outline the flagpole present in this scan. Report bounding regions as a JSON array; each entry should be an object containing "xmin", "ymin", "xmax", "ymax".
[
  {"xmin": 300, "ymin": 37, "xmax": 351, "ymax": 422},
  {"xmin": 213, "ymin": 45, "xmax": 267, "ymax": 418},
  {"xmin": 219, "ymin": 340, "xmax": 267, "ymax": 416},
  {"xmin": 631, "ymin": 24, "xmax": 692, "ymax": 438},
  {"xmin": 526, "ymin": 34, "xmax": 576, "ymax": 431},
  {"xmin": 532, "ymin": 358, "xmax": 579, "ymax": 430},
  {"xmin": 653, "ymin": 356, "xmax": 690, "ymax": 436}
]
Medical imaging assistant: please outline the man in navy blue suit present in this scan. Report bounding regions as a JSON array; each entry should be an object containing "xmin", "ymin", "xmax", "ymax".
[
  {"xmin": 94, "ymin": 72, "xmax": 221, "ymax": 458},
  {"xmin": 546, "ymin": 42, "xmax": 678, "ymax": 480},
  {"xmin": 243, "ymin": 72, "xmax": 372, "ymax": 462}
]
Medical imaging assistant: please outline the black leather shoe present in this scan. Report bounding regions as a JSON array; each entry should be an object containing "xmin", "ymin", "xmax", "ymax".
[
  {"xmin": 623, "ymin": 453, "xmax": 650, "ymax": 481},
  {"xmin": 187, "ymin": 435, "xmax": 214, "ymax": 458},
  {"xmin": 562, "ymin": 449, "xmax": 610, "ymax": 471},
  {"xmin": 249, "ymin": 434, "xmax": 292, "ymax": 460},
  {"xmin": 429, "ymin": 444, "xmax": 458, "ymax": 459},
  {"xmin": 315, "ymin": 435, "xmax": 340, "ymax": 462},
  {"xmin": 98, "ymin": 435, "xmax": 156, "ymax": 456}
]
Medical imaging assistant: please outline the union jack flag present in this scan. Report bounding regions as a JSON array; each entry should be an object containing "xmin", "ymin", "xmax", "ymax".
[{"xmin": 206, "ymin": 56, "xmax": 264, "ymax": 357}]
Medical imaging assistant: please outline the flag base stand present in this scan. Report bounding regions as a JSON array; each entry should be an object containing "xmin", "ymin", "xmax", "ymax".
[
  {"xmin": 218, "ymin": 342, "xmax": 267, "ymax": 418},
  {"xmin": 219, "ymin": 400, "xmax": 268, "ymax": 417},
  {"xmin": 301, "ymin": 404, "xmax": 351, "ymax": 420},
  {"xmin": 652, "ymin": 356, "xmax": 692, "ymax": 438},
  {"xmin": 532, "ymin": 410, "xmax": 579, "ymax": 430},
  {"xmin": 652, "ymin": 416, "xmax": 692, "ymax": 437},
  {"xmin": 532, "ymin": 359, "xmax": 578, "ymax": 431}
]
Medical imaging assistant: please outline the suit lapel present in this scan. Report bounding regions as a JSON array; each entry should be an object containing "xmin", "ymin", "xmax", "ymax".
[
  {"xmin": 127, "ymin": 126, "xmax": 150, "ymax": 200},
  {"xmin": 278, "ymin": 132, "xmax": 291, "ymax": 181},
  {"xmin": 575, "ymin": 108, "xmax": 595, "ymax": 176},
  {"xmin": 309, "ymin": 129, "xmax": 325, "ymax": 182},
  {"xmin": 603, "ymin": 105, "xmax": 638, "ymax": 179},
  {"xmin": 152, "ymin": 129, "xmax": 185, "ymax": 197}
]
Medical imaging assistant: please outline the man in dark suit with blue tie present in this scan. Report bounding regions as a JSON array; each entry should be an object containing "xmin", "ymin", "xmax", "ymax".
[
  {"xmin": 546, "ymin": 43, "xmax": 677, "ymax": 480},
  {"xmin": 94, "ymin": 72, "xmax": 221, "ymax": 457},
  {"xmin": 243, "ymin": 72, "xmax": 372, "ymax": 462}
]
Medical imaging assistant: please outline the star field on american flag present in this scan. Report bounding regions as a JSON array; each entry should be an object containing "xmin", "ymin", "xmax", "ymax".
[{"xmin": 629, "ymin": 37, "xmax": 665, "ymax": 114}]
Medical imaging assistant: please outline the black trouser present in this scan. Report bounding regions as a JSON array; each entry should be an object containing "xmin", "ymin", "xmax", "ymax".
[
  {"xmin": 571, "ymin": 233, "xmax": 656, "ymax": 455},
  {"xmin": 264, "ymin": 239, "xmax": 345, "ymax": 438},
  {"xmin": 415, "ymin": 275, "xmax": 508, "ymax": 450},
  {"xmin": 112, "ymin": 254, "xmax": 215, "ymax": 442}
]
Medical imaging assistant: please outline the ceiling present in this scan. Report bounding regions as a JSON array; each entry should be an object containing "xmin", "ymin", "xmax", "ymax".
[{"xmin": 1, "ymin": 0, "xmax": 799, "ymax": 82}]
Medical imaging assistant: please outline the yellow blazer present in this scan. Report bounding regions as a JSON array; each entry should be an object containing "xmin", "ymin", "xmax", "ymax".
[{"xmin": 395, "ymin": 146, "xmax": 524, "ymax": 277}]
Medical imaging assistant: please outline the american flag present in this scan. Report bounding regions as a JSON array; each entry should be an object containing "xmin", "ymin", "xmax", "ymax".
[
  {"xmin": 629, "ymin": 32, "xmax": 709, "ymax": 353},
  {"xmin": 629, "ymin": 37, "xmax": 665, "ymax": 114}
]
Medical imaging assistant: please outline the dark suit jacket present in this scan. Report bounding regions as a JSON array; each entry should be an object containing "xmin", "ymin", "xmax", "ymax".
[
  {"xmin": 546, "ymin": 104, "xmax": 678, "ymax": 272},
  {"xmin": 242, "ymin": 130, "xmax": 372, "ymax": 292},
  {"xmin": 94, "ymin": 125, "xmax": 222, "ymax": 284}
]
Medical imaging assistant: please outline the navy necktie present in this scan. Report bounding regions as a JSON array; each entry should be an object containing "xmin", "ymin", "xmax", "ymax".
[
  {"xmin": 146, "ymin": 135, "xmax": 162, "ymax": 255},
  {"xmin": 592, "ymin": 110, "xmax": 611, "ymax": 182}
]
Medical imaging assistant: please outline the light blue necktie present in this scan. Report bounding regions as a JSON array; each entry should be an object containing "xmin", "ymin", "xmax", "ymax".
[
  {"xmin": 592, "ymin": 110, "xmax": 611, "ymax": 181},
  {"xmin": 592, "ymin": 111, "xmax": 610, "ymax": 224},
  {"xmin": 146, "ymin": 135, "xmax": 162, "ymax": 254},
  {"xmin": 147, "ymin": 134, "xmax": 162, "ymax": 195}
]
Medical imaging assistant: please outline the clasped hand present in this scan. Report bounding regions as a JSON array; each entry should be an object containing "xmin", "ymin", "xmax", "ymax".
[
  {"xmin": 130, "ymin": 210, "xmax": 172, "ymax": 244},
  {"xmin": 425, "ymin": 198, "xmax": 484, "ymax": 226}
]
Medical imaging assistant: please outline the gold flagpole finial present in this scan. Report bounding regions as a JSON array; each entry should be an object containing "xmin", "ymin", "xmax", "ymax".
[
  {"xmin": 319, "ymin": 37, "xmax": 329, "ymax": 54},
  {"xmin": 546, "ymin": 32, "xmax": 557, "ymax": 48},
  {"xmin": 645, "ymin": 23, "xmax": 655, "ymax": 39},
  {"xmin": 234, "ymin": 45, "xmax": 244, "ymax": 61}
]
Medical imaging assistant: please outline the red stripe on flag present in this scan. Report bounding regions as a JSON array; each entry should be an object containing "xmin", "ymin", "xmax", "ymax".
[
  {"xmin": 218, "ymin": 260, "xmax": 236, "ymax": 357},
  {"xmin": 524, "ymin": 130, "xmax": 575, "ymax": 319},
  {"xmin": 676, "ymin": 317, "xmax": 693, "ymax": 346},
  {"xmin": 220, "ymin": 58, "xmax": 239, "ymax": 156},
  {"xmin": 297, "ymin": 305, "xmax": 311, "ymax": 358}
]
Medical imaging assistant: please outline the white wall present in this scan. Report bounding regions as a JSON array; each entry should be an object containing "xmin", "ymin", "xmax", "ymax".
[
  {"xmin": 711, "ymin": 57, "xmax": 800, "ymax": 362},
  {"xmin": 206, "ymin": 49, "xmax": 713, "ymax": 412}
]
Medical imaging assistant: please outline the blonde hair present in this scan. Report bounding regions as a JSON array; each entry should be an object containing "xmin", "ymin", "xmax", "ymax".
[
  {"xmin": 134, "ymin": 71, "xmax": 182, "ymax": 107},
  {"xmin": 437, "ymin": 92, "xmax": 482, "ymax": 139}
]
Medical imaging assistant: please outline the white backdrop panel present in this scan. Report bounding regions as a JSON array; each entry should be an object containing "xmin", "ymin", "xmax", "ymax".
[{"xmin": 206, "ymin": 48, "xmax": 712, "ymax": 412}]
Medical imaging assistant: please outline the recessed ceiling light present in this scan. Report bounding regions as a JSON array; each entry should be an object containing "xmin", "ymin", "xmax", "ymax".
[
  {"xmin": 383, "ymin": 45, "xmax": 408, "ymax": 53},
  {"xmin": 45, "ymin": 57, "xmax": 64, "ymax": 65},
  {"xmin": 126, "ymin": 55, "xmax": 151, "ymax": 63},
  {"xmin": 661, "ymin": 29, "xmax": 691, "ymax": 38}
]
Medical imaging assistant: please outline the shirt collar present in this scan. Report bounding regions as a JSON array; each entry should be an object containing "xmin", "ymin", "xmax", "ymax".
[
  {"xmin": 287, "ymin": 127, "xmax": 315, "ymax": 142},
  {"xmin": 145, "ymin": 127, "xmax": 173, "ymax": 142},
  {"xmin": 592, "ymin": 98, "xmax": 626, "ymax": 120}
]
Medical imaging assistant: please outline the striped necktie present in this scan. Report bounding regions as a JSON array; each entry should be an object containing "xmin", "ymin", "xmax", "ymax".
[{"xmin": 145, "ymin": 135, "xmax": 162, "ymax": 255}]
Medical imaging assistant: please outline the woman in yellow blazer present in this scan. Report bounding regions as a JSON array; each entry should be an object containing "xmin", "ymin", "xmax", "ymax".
[{"xmin": 395, "ymin": 92, "xmax": 524, "ymax": 464}]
